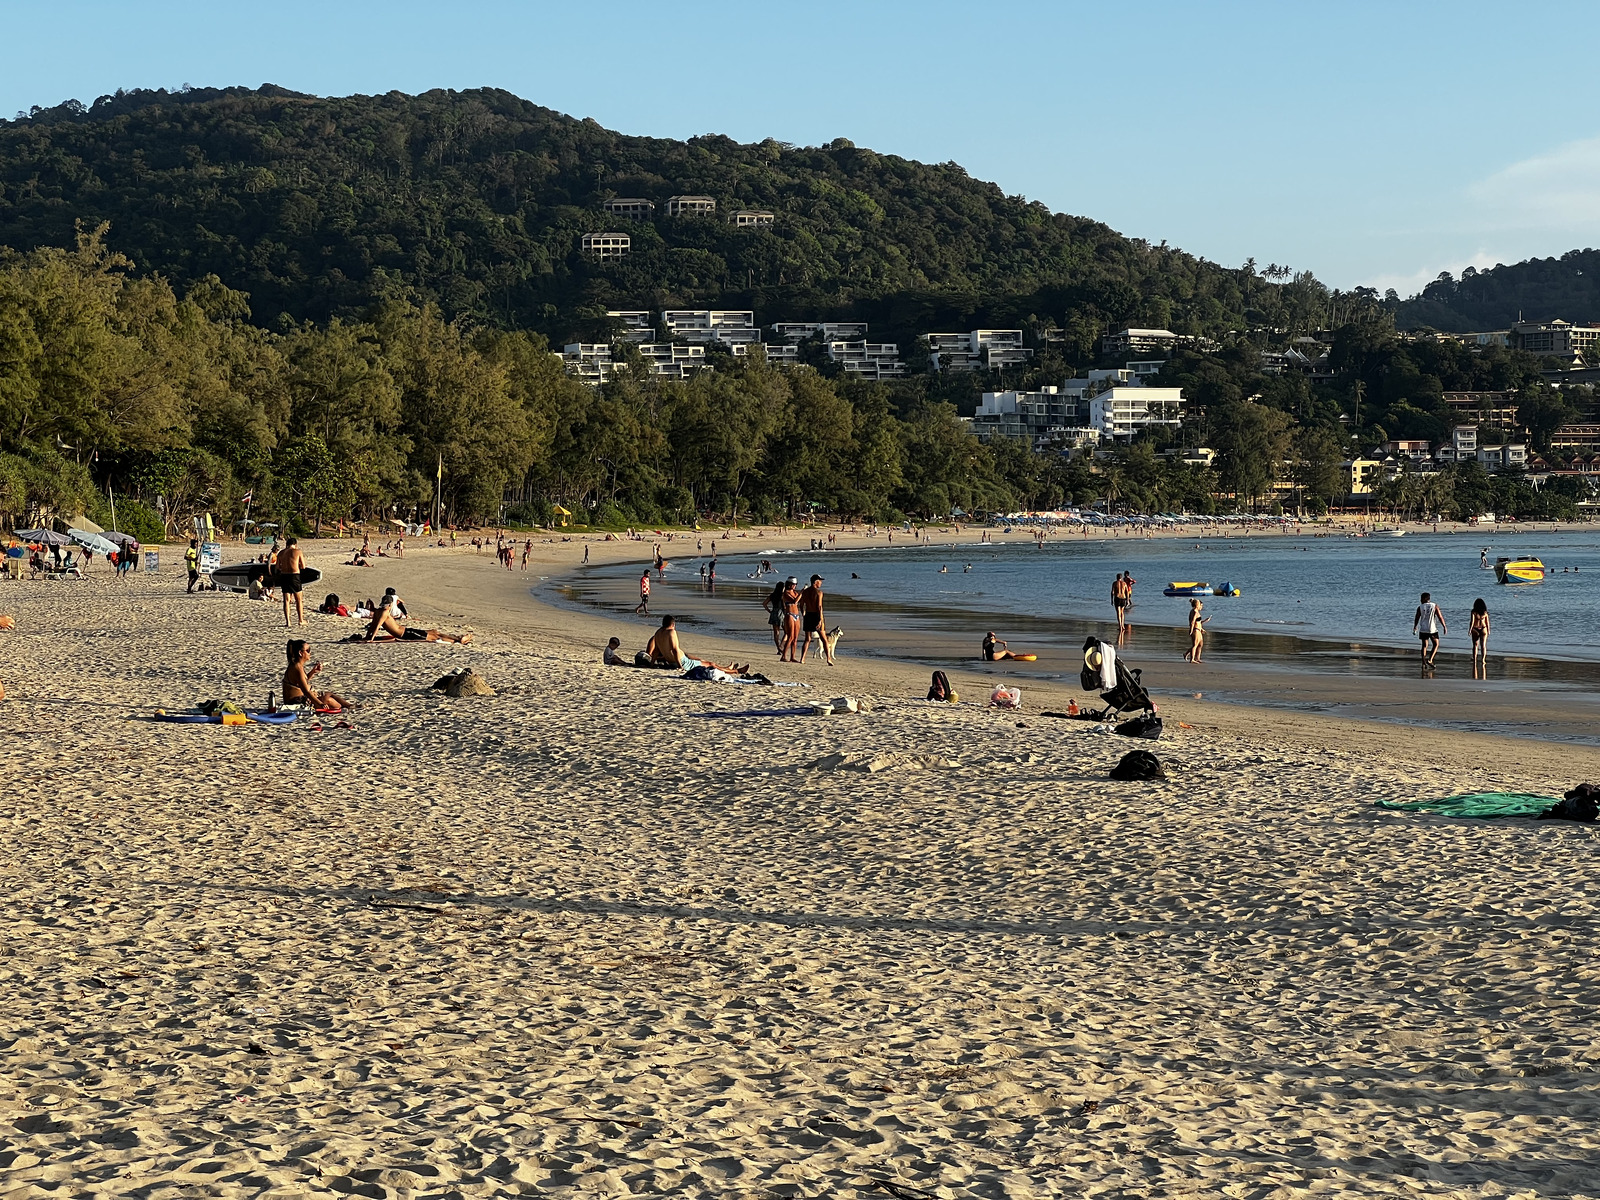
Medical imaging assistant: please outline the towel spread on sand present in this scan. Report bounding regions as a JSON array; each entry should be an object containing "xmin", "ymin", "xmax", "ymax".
[
  {"xmin": 1375, "ymin": 792, "xmax": 1560, "ymax": 819},
  {"xmin": 695, "ymin": 707, "xmax": 818, "ymax": 719}
]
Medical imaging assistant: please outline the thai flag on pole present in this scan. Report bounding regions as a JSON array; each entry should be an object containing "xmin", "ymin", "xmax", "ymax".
[{"xmin": 240, "ymin": 490, "xmax": 253, "ymax": 504}]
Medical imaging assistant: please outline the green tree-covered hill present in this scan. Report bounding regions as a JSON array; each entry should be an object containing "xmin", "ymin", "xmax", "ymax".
[
  {"xmin": 1393, "ymin": 250, "xmax": 1600, "ymax": 331},
  {"xmin": 1, "ymin": 84, "xmax": 1342, "ymax": 350}
]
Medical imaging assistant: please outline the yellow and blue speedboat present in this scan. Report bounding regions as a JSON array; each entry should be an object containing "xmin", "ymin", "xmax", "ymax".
[{"xmin": 1494, "ymin": 556, "xmax": 1545, "ymax": 584}]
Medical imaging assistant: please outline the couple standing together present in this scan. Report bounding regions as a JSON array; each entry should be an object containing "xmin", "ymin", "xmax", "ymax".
[{"xmin": 764, "ymin": 574, "xmax": 833, "ymax": 664}]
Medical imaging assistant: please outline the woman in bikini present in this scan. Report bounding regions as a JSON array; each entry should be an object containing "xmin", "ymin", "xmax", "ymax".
[
  {"xmin": 1184, "ymin": 598, "xmax": 1209, "ymax": 663},
  {"xmin": 1469, "ymin": 598, "xmax": 1490, "ymax": 678},
  {"xmin": 281, "ymin": 639, "xmax": 359, "ymax": 711}
]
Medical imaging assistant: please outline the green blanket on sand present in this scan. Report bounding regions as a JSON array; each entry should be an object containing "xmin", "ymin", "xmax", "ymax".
[{"xmin": 1375, "ymin": 792, "xmax": 1560, "ymax": 819}]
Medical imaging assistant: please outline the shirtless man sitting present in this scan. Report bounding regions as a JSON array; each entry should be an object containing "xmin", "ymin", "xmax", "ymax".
[
  {"xmin": 643, "ymin": 615, "xmax": 747, "ymax": 674},
  {"xmin": 361, "ymin": 594, "xmax": 473, "ymax": 643},
  {"xmin": 281, "ymin": 639, "xmax": 358, "ymax": 711}
]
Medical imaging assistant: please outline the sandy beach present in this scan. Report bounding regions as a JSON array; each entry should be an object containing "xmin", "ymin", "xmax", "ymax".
[{"xmin": 3, "ymin": 534, "xmax": 1600, "ymax": 1197}]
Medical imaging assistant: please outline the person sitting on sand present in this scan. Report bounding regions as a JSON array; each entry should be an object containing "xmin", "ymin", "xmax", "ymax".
[
  {"xmin": 983, "ymin": 632, "xmax": 1020, "ymax": 661},
  {"xmin": 603, "ymin": 636, "xmax": 630, "ymax": 666},
  {"xmin": 281, "ymin": 639, "xmax": 359, "ymax": 711},
  {"xmin": 642, "ymin": 615, "xmax": 747, "ymax": 674},
  {"xmin": 361, "ymin": 597, "xmax": 472, "ymax": 643}
]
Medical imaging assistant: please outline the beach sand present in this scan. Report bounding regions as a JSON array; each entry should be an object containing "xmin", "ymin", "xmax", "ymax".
[{"xmin": 3, "ymin": 537, "xmax": 1599, "ymax": 1197}]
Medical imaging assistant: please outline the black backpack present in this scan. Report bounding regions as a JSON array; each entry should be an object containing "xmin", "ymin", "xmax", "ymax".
[
  {"xmin": 927, "ymin": 670, "xmax": 952, "ymax": 701},
  {"xmin": 1110, "ymin": 749, "xmax": 1165, "ymax": 781},
  {"xmin": 1115, "ymin": 713, "xmax": 1163, "ymax": 740}
]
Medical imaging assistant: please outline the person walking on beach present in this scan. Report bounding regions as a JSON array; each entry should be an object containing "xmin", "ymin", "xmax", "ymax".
[
  {"xmin": 1469, "ymin": 598, "xmax": 1491, "ymax": 678},
  {"xmin": 1184, "ymin": 598, "xmax": 1209, "ymax": 663},
  {"xmin": 185, "ymin": 539, "xmax": 200, "ymax": 593},
  {"xmin": 635, "ymin": 570, "xmax": 651, "ymax": 615},
  {"xmin": 277, "ymin": 537, "xmax": 306, "ymax": 627},
  {"xmin": 1414, "ymin": 591, "xmax": 1446, "ymax": 666},
  {"xmin": 799, "ymin": 574, "xmax": 833, "ymax": 665}
]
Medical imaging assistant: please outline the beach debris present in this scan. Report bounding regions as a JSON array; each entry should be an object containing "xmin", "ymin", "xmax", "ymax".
[
  {"xmin": 434, "ymin": 668, "xmax": 494, "ymax": 698},
  {"xmin": 1109, "ymin": 749, "xmax": 1165, "ymax": 781}
]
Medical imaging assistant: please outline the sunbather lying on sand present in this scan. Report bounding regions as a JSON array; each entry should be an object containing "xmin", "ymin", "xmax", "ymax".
[
  {"xmin": 282, "ymin": 639, "xmax": 359, "ymax": 711},
  {"xmin": 362, "ymin": 605, "xmax": 472, "ymax": 643}
]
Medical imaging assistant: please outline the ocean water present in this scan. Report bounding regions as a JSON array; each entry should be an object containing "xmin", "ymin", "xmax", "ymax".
[{"xmin": 578, "ymin": 530, "xmax": 1600, "ymax": 665}]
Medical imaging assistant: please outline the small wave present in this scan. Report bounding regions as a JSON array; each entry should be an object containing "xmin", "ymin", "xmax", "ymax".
[{"xmin": 1250, "ymin": 618, "xmax": 1312, "ymax": 626}]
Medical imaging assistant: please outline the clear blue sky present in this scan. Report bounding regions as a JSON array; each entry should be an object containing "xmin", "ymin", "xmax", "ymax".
[{"xmin": 5, "ymin": 0, "xmax": 1598, "ymax": 295}]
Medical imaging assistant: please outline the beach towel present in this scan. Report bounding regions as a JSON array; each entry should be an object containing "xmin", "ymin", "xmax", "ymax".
[
  {"xmin": 1374, "ymin": 792, "xmax": 1560, "ymax": 819},
  {"xmin": 695, "ymin": 707, "xmax": 818, "ymax": 719}
]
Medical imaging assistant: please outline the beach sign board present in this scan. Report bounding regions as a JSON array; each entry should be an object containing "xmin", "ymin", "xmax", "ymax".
[
  {"xmin": 144, "ymin": 550, "xmax": 159, "ymax": 573},
  {"xmin": 199, "ymin": 542, "xmax": 223, "ymax": 573}
]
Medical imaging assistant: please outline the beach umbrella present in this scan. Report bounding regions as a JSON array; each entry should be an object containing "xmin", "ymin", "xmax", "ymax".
[
  {"xmin": 16, "ymin": 528, "xmax": 72, "ymax": 547},
  {"xmin": 103, "ymin": 530, "xmax": 138, "ymax": 546},
  {"xmin": 69, "ymin": 529, "xmax": 118, "ymax": 556}
]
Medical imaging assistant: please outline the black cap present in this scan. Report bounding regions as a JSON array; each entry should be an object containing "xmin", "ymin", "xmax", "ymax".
[{"xmin": 811, "ymin": 574, "xmax": 824, "ymax": 582}]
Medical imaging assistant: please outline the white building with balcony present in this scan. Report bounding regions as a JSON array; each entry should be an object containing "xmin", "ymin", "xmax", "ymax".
[
  {"xmin": 661, "ymin": 310, "xmax": 761, "ymax": 346},
  {"xmin": 581, "ymin": 232, "xmax": 631, "ymax": 260},
  {"xmin": 665, "ymin": 195, "xmax": 717, "ymax": 216},
  {"xmin": 828, "ymin": 341, "xmax": 904, "ymax": 380},
  {"xmin": 602, "ymin": 198, "xmax": 656, "ymax": 220},
  {"xmin": 1089, "ymin": 387, "xmax": 1185, "ymax": 440},
  {"xmin": 638, "ymin": 342, "xmax": 707, "ymax": 379},
  {"xmin": 606, "ymin": 311, "xmax": 654, "ymax": 343},
  {"xmin": 970, "ymin": 387, "xmax": 1099, "ymax": 450},
  {"xmin": 927, "ymin": 329, "xmax": 1031, "ymax": 372},
  {"xmin": 1435, "ymin": 425, "xmax": 1479, "ymax": 464},
  {"xmin": 562, "ymin": 344, "xmax": 617, "ymax": 384},
  {"xmin": 732, "ymin": 209, "xmax": 775, "ymax": 227},
  {"xmin": 771, "ymin": 321, "xmax": 871, "ymax": 342}
]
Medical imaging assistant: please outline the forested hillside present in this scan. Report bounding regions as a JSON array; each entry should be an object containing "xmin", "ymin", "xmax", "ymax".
[
  {"xmin": 0, "ymin": 85, "xmax": 1343, "ymax": 351},
  {"xmin": 1393, "ymin": 250, "xmax": 1600, "ymax": 331}
]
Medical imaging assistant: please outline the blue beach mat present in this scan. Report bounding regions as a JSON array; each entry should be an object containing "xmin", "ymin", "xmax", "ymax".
[{"xmin": 1375, "ymin": 792, "xmax": 1560, "ymax": 819}]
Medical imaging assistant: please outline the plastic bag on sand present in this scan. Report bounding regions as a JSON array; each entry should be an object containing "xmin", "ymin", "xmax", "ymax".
[{"xmin": 989, "ymin": 685, "xmax": 1022, "ymax": 710}]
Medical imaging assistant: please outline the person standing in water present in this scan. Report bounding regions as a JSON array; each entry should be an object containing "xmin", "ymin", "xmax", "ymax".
[
  {"xmin": 1183, "ymin": 598, "xmax": 1208, "ymax": 663},
  {"xmin": 1413, "ymin": 591, "xmax": 1447, "ymax": 666}
]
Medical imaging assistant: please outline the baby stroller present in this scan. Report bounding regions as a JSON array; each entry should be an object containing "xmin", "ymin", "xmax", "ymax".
[{"xmin": 1080, "ymin": 637, "xmax": 1154, "ymax": 720}]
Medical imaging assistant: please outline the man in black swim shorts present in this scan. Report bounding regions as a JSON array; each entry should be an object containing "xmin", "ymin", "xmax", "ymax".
[{"xmin": 277, "ymin": 536, "xmax": 306, "ymax": 627}]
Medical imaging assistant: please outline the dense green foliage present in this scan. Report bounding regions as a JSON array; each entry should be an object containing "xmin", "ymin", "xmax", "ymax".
[
  {"xmin": 1393, "ymin": 250, "xmax": 1600, "ymax": 332},
  {"xmin": 2, "ymin": 86, "xmax": 1356, "ymax": 351},
  {"xmin": 1, "ymin": 87, "xmax": 1593, "ymax": 531}
]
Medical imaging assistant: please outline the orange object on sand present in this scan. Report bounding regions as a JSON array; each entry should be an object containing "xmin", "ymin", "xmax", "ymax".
[{"xmin": 221, "ymin": 712, "xmax": 248, "ymax": 726}]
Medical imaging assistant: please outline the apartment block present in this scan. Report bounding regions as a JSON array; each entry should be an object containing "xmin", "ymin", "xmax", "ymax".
[
  {"xmin": 828, "ymin": 341, "xmax": 904, "ymax": 380},
  {"xmin": 665, "ymin": 195, "xmax": 717, "ymax": 216},
  {"xmin": 562, "ymin": 343, "xmax": 618, "ymax": 384},
  {"xmin": 637, "ymin": 342, "xmax": 707, "ymax": 379},
  {"xmin": 1443, "ymin": 390, "xmax": 1522, "ymax": 430},
  {"xmin": 970, "ymin": 388, "xmax": 1096, "ymax": 449},
  {"xmin": 661, "ymin": 310, "xmax": 760, "ymax": 345},
  {"xmin": 602, "ymin": 198, "xmax": 656, "ymax": 220},
  {"xmin": 1512, "ymin": 319, "xmax": 1600, "ymax": 361},
  {"xmin": 758, "ymin": 343, "xmax": 800, "ymax": 364},
  {"xmin": 771, "ymin": 321, "xmax": 871, "ymax": 342},
  {"xmin": 927, "ymin": 329, "xmax": 1031, "ymax": 372},
  {"xmin": 1089, "ymin": 387, "xmax": 1185, "ymax": 440},
  {"xmin": 732, "ymin": 209, "xmax": 775, "ymax": 227},
  {"xmin": 581, "ymin": 232, "xmax": 631, "ymax": 260},
  {"xmin": 606, "ymin": 311, "xmax": 654, "ymax": 343},
  {"xmin": 1099, "ymin": 326, "xmax": 1219, "ymax": 356},
  {"xmin": 1434, "ymin": 426, "xmax": 1479, "ymax": 463},
  {"xmin": 1477, "ymin": 443, "xmax": 1529, "ymax": 469},
  {"xmin": 1551, "ymin": 423, "xmax": 1600, "ymax": 450}
]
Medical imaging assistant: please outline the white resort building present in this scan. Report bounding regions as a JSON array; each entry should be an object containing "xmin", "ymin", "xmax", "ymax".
[{"xmin": 581, "ymin": 233, "xmax": 631, "ymax": 260}]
